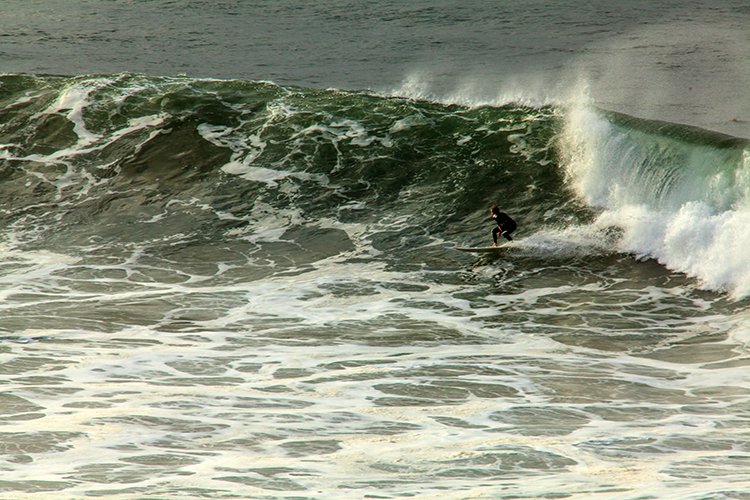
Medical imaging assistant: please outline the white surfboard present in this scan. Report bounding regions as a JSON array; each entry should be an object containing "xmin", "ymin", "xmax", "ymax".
[{"xmin": 455, "ymin": 245, "xmax": 511, "ymax": 254}]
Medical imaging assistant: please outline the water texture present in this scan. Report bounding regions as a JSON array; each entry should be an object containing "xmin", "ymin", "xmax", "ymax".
[{"xmin": 0, "ymin": 2, "xmax": 748, "ymax": 499}]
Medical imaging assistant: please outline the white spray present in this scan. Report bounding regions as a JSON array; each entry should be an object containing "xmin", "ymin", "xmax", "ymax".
[{"xmin": 559, "ymin": 102, "xmax": 750, "ymax": 299}]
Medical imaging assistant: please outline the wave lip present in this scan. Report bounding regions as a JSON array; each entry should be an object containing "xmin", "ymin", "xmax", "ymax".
[{"xmin": 561, "ymin": 104, "xmax": 750, "ymax": 298}]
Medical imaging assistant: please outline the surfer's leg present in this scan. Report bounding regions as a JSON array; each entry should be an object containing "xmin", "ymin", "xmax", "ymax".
[
  {"xmin": 501, "ymin": 221, "xmax": 517, "ymax": 241},
  {"xmin": 492, "ymin": 226, "xmax": 500, "ymax": 244}
]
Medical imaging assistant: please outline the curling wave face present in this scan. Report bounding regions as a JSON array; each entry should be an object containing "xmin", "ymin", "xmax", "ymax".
[
  {"xmin": 1, "ymin": 73, "xmax": 747, "ymax": 295},
  {"xmin": 560, "ymin": 104, "xmax": 750, "ymax": 297}
]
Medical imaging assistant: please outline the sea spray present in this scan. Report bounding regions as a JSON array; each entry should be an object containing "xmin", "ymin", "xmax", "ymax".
[{"xmin": 559, "ymin": 102, "xmax": 750, "ymax": 297}]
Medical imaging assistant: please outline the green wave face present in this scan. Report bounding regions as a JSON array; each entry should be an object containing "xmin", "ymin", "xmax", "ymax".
[
  {"xmin": 1, "ymin": 73, "xmax": 748, "ymax": 298},
  {"xmin": 0, "ymin": 74, "xmax": 573, "ymax": 250}
]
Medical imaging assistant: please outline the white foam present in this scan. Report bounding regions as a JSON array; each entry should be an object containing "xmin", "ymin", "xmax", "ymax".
[
  {"xmin": 0, "ymin": 217, "xmax": 745, "ymax": 499},
  {"xmin": 43, "ymin": 80, "xmax": 113, "ymax": 148},
  {"xmin": 560, "ymin": 103, "xmax": 750, "ymax": 298}
]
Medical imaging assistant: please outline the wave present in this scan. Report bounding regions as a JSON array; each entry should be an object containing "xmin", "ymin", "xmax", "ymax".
[
  {"xmin": 0, "ymin": 73, "xmax": 568, "ymax": 245},
  {"xmin": 560, "ymin": 104, "xmax": 750, "ymax": 298},
  {"xmin": 0, "ymin": 73, "xmax": 747, "ymax": 296}
]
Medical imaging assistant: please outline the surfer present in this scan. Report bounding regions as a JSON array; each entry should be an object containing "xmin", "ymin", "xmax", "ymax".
[{"xmin": 489, "ymin": 206, "xmax": 516, "ymax": 246}]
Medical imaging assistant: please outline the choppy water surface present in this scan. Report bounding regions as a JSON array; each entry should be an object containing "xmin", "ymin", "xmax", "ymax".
[
  {"xmin": 1, "ymin": 243, "xmax": 749, "ymax": 499},
  {"xmin": 0, "ymin": 74, "xmax": 747, "ymax": 498}
]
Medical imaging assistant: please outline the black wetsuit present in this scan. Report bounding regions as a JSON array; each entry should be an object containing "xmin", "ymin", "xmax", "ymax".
[{"xmin": 492, "ymin": 211, "xmax": 517, "ymax": 243}]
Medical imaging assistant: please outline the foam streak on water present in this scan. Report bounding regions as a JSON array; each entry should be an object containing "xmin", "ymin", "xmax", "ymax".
[{"xmin": 0, "ymin": 235, "xmax": 747, "ymax": 499}]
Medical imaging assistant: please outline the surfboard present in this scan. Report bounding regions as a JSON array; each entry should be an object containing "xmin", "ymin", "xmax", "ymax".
[{"xmin": 455, "ymin": 245, "xmax": 510, "ymax": 254}]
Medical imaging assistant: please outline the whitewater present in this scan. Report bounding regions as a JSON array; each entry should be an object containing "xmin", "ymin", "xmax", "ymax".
[
  {"xmin": 0, "ymin": 71, "xmax": 744, "ymax": 499},
  {"xmin": 0, "ymin": 1, "xmax": 749, "ymax": 499}
]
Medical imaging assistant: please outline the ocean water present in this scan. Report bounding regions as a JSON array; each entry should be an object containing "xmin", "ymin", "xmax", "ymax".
[{"xmin": 0, "ymin": 2, "xmax": 749, "ymax": 499}]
